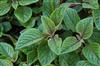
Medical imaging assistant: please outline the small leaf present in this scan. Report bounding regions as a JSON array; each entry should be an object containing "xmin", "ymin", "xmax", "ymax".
[
  {"xmin": 0, "ymin": 3, "xmax": 11, "ymax": 16},
  {"xmin": 19, "ymin": 0, "xmax": 39, "ymax": 6},
  {"xmin": 48, "ymin": 35, "xmax": 82, "ymax": 55},
  {"xmin": 38, "ymin": 43, "xmax": 57, "ymax": 65},
  {"xmin": 0, "ymin": 0, "xmax": 8, "ymax": 4},
  {"xmin": 64, "ymin": 8, "xmax": 80, "ymax": 32},
  {"xmin": 12, "ymin": 0, "xmax": 18, "ymax": 9},
  {"xmin": 16, "ymin": 28, "xmax": 44, "ymax": 49},
  {"xmin": 76, "ymin": 17, "xmax": 93, "ymax": 39},
  {"xmin": 82, "ymin": 43, "xmax": 100, "ymax": 65},
  {"xmin": 19, "ymin": 62, "xmax": 28, "ymax": 66},
  {"xmin": 41, "ymin": 16, "xmax": 55, "ymax": 34},
  {"xmin": 0, "ymin": 42, "xmax": 14, "ymax": 60},
  {"xmin": 14, "ymin": 6, "xmax": 32, "ymax": 23},
  {"xmin": 0, "ymin": 59, "xmax": 13, "ymax": 66}
]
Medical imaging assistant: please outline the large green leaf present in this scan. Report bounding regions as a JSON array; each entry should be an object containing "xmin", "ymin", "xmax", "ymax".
[
  {"xmin": 41, "ymin": 16, "xmax": 55, "ymax": 34},
  {"xmin": 0, "ymin": 59, "xmax": 13, "ymax": 66},
  {"xmin": 64, "ymin": 8, "xmax": 80, "ymax": 32},
  {"xmin": 0, "ymin": 42, "xmax": 14, "ymax": 60},
  {"xmin": 0, "ymin": 3, "xmax": 11, "ymax": 16},
  {"xmin": 38, "ymin": 43, "xmax": 57, "ymax": 65},
  {"xmin": 82, "ymin": 43, "xmax": 100, "ymax": 65},
  {"xmin": 19, "ymin": 0, "xmax": 39, "ymax": 6},
  {"xmin": 50, "ymin": 3, "xmax": 70, "ymax": 25},
  {"xmin": 59, "ymin": 52, "xmax": 80, "ymax": 66},
  {"xmin": 82, "ymin": 0, "xmax": 99, "ymax": 9},
  {"xmin": 14, "ymin": 6, "xmax": 32, "ymax": 23},
  {"xmin": 76, "ymin": 17, "xmax": 93, "ymax": 39},
  {"xmin": 16, "ymin": 28, "xmax": 44, "ymax": 49},
  {"xmin": 43, "ymin": 0, "xmax": 60, "ymax": 16},
  {"xmin": 76, "ymin": 60, "xmax": 96, "ymax": 66},
  {"xmin": 48, "ymin": 35, "xmax": 82, "ymax": 55}
]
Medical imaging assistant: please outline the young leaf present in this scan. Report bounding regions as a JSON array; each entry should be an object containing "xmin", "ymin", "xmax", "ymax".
[
  {"xmin": 76, "ymin": 17, "xmax": 93, "ymax": 39},
  {"xmin": 19, "ymin": 0, "xmax": 39, "ymax": 6},
  {"xmin": 14, "ymin": 6, "xmax": 32, "ymax": 23},
  {"xmin": 50, "ymin": 3, "xmax": 70, "ymax": 25},
  {"xmin": 82, "ymin": 0, "xmax": 99, "ymax": 9},
  {"xmin": 0, "ymin": 3, "xmax": 11, "ymax": 16},
  {"xmin": 0, "ymin": 42, "xmax": 14, "ymax": 60},
  {"xmin": 16, "ymin": 28, "xmax": 44, "ymax": 49},
  {"xmin": 38, "ymin": 43, "xmax": 57, "ymax": 65},
  {"xmin": 12, "ymin": 0, "xmax": 18, "ymax": 9},
  {"xmin": 0, "ymin": 59, "xmax": 13, "ymax": 66},
  {"xmin": 43, "ymin": 0, "xmax": 60, "ymax": 16},
  {"xmin": 82, "ymin": 43, "xmax": 100, "ymax": 65},
  {"xmin": 48, "ymin": 35, "xmax": 82, "ymax": 55},
  {"xmin": 19, "ymin": 62, "xmax": 28, "ymax": 66},
  {"xmin": 41, "ymin": 16, "xmax": 55, "ymax": 34},
  {"xmin": 64, "ymin": 8, "xmax": 80, "ymax": 32}
]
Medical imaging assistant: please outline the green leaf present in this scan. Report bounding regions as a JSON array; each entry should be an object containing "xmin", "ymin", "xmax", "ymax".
[
  {"xmin": 14, "ymin": 6, "xmax": 32, "ymax": 23},
  {"xmin": 43, "ymin": 0, "xmax": 60, "ymax": 16},
  {"xmin": 0, "ymin": 3, "xmax": 11, "ymax": 16},
  {"xmin": 0, "ymin": 59, "xmax": 13, "ymax": 66},
  {"xmin": 16, "ymin": 28, "xmax": 44, "ymax": 50},
  {"xmin": 76, "ymin": 60, "xmax": 96, "ymax": 66},
  {"xmin": 59, "ymin": 52, "xmax": 80, "ymax": 66},
  {"xmin": 12, "ymin": 0, "xmax": 18, "ymax": 9},
  {"xmin": 48, "ymin": 35, "xmax": 82, "ymax": 55},
  {"xmin": 38, "ymin": 43, "xmax": 57, "ymax": 65},
  {"xmin": 0, "ymin": 42, "xmax": 14, "ymax": 60},
  {"xmin": 27, "ymin": 50, "xmax": 37, "ymax": 66},
  {"xmin": 64, "ymin": 8, "xmax": 80, "ymax": 32},
  {"xmin": 82, "ymin": 43, "xmax": 100, "ymax": 65},
  {"xmin": 76, "ymin": 17, "xmax": 93, "ymax": 39},
  {"xmin": 41, "ymin": 16, "xmax": 56, "ymax": 34},
  {"xmin": 82, "ymin": 0, "xmax": 99, "ymax": 9},
  {"xmin": 50, "ymin": 3, "xmax": 70, "ymax": 25},
  {"xmin": 92, "ymin": 8, "xmax": 100, "ymax": 30},
  {"xmin": 19, "ymin": 0, "xmax": 39, "ymax": 6}
]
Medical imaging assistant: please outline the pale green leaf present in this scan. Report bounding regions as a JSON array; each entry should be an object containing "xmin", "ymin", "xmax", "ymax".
[
  {"xmin": 19, "ymin": 0, "xmax": 39, "ymax": 5},
  {"xmin": 76, "ymin": 17, "xmax": 93, "ymax": 39},
  {"xmin": 0, "ymin": 59, "xmax": 13, "ymax": 66},
  {"xmin": 16, "ymin": 28, "xmax": 43, "ymax": 49},
  {"xmin": 14, "ymin": 6, "xmax": 32, "ymax": 23},
  {"xmin": 0, "ymin": 3, "xmax": 11, "ymax": 16}
]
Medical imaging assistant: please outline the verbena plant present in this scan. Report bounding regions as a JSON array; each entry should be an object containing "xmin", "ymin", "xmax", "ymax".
[{"xmin": 0, "ymin": 0, "xmax": 100, "ymax": 66}]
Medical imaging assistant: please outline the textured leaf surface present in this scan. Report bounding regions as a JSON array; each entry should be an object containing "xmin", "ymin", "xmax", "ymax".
[
  {"xmin": 76, "ymin": 17, "xmax": 93, "ymax": 39},
  {"xmin": 38, "ymin": 44, "xmax": 57, "ymax": 65},
  {"xmin": 64, "ymin": 8, "xmax": 80, "ymax": 32},
  {"xmin": 43, "ymin": 0, "xmax": 60, "ymax": 16},
  {"xmin": 14, "ymin": 6, "xmax": 32, "ymax": 23},
  {"xmin": 41, "ymin": 16, "xmax": 55, "ymax": 34},
  {"xmin": 0, "ymin": 59, "xmax": 13, "ymax": 66},
  {"xmin": 0, "ymin": 3, "xmax": 10, "ymax": 16},
  {"xmin": 82, "ymin": 43, "xmax": 100, "ymax": 65},
  {"xmin": 48, "ymin": 35, "xmax": 82, "ymax": 55},
  {"xmin": 0, "ymin": 42, "xmax": 14, "ymax": 59},
  {"xmin": 16, "ymin": 28, "xmax": 43, "ymax": 49},
  {"xmin": 19, "ymin": 0, "xmax": 39, "ymax": 5}
]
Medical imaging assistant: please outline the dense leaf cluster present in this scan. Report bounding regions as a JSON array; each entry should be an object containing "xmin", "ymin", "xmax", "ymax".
[{"xmin": 0, "ymin": 0, "xmax": 100, "ymax": 66}]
